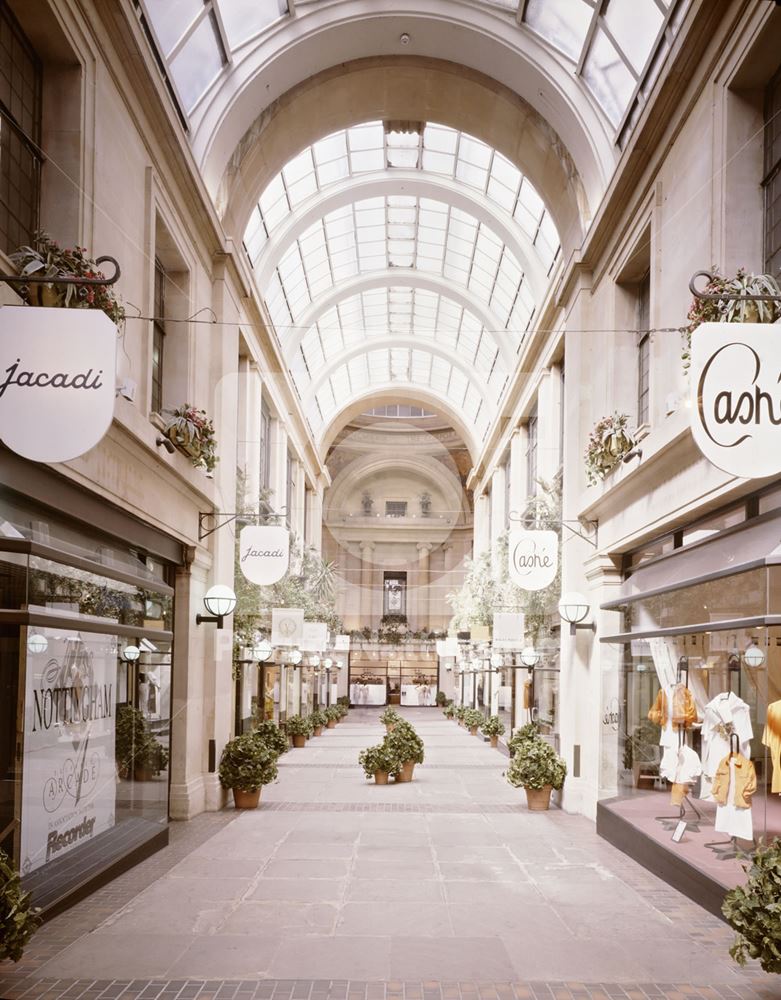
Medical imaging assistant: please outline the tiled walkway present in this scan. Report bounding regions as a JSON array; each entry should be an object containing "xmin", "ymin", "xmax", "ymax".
[{"xmin": 0, "ymin": 709, "xmax": 777, "ymax": 999}]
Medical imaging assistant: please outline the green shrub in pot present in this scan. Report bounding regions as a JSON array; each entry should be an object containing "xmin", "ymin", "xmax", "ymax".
[
  {"xmin": 435, "ymin": 691, "xmax": 448, "ymax": 707},
  {"xmin": 443, "ymin": 704, "xmax": 456, "ymax": 719},
  {"xmin": 0, "ymin": 848, "xmax": 39, "ymax": 962},
  {"xmin": 723, "ymin": 838, "xmax": 781, "ymax": 973},
  {"xmin": 252, "ymin": 719, "xmax": 289, "ymax": 758},
  {"xmin": 508, "ymin": 722, "xmax": 541, "ymax": 757},
  {"xmin": 380, "ymin": 706, "xmax": 401, "ymax": 729},
  {"xmin": 463, "ymin": 708, "xmax": 484, "ymax": 733},
  {"xmin": 455, "ymin": 705, "xmax": 467, "ymax": 724},
  {"xmin": 358, "ymin": 742, "xmax": 401, "ymax": 781},
  {"xmin": 481, "ymin": 715, "xmax": 505, "ymax": 744},
  {"xmin": 385, "ymin": 722, "xmax": 425, "ymax": 766},
  {"xmin": 337, "ymin": 695, "xmax": 350, "ymax": 709},
  {"xmin": 310, "ymin": 709, "xmax": 328, "ymax": 734},
  {"xmin": 336, "ymin": 703, "xmax": 348, "ymax": 719},
  {"xmin": 506, "ymin": 737, "xmax": 566, "ymax": 810},
  {"xmin": 115, "ymin": 704, "xmax": 148, "ymax": 777},
  {"xmin": 219, "ymin": 732, "xmax": 279, "ymax": 807},
  {"xmin": 285, "ymin": 715, "xmax": 313, "ymax": 738},
  {"xmin": 324, "ymin": 706, "xmax": 340, "ymax": 726}
]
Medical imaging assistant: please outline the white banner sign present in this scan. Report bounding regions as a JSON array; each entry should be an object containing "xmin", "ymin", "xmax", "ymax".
[
  {"xmin": 0, "ymin": 307, "xmax": 117, "ymax": 463},
  {"xmin": 21, "ymin": 631, "xmax": 117, "ymax": 874},
  {"xmin": 271, "ymin": 607, "xmax": 304, "ymax": 646},
  {"xmin": 436, "ymin": 637, "xmax": 460, "ymax": 657},
  {"xmin": 334, "ymin": 634, "xmax": 351, "ymax": 651},
  {"xmin": 301, "ymin": 621, "xmax": 329, "ymax": 651},
  {"xmin": 691, "ymin": 322, "xmax": 781, "ymax": 477},
  {"xmin": 493, "ymin": 612, "xmax": 525, "ymax": 649},
  {"xmin": 508, "ymin": 529, "xmax": 559, "ymax": 591},
  {"xmin": 238, "ymin": 525, "xmax": 289, "ymax": 585}
]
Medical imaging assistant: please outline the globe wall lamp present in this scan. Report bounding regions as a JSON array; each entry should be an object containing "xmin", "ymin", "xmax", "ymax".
[
  {"xmin": 490, "ymin": 653, "xmax": 503, "ymax": 669},
  {"xmin": 122, "ymin": 644, "xmax": 140, "ymax": 662},
  {"xmin": 558, "ymin": 593, "xmax": 594, "ymax": 636},
  {"xmin": 335, "ymin": 659, "xmax": 344, "ymax": 670},
  {"xmin": 520, "ymin": 646, "xmax": 540, "ymax": 668},
  {"xmin": 289, "ymin": 648, "xmax": 303, "ymax": 665},
  {"xmin": 252, "ymin": 639, "xmax": 272, "ymax": 662},
  {"xmin": 323, "ymin": 657, "xmax": 334, "ymax": 670},
  {"xmin": 311, "ymin": 654, "xmax": 321, "ymax": 666},
  {"xmin": 744, "ymin": 642, "xmax": 766, "ymax": 668},
  {"xmin": 27, "ymin": 633, "xmax": 48, "ymax": 655},
  {"xmin": 196, "ymin": 585, "xmax": 237, "ymax": 629}
]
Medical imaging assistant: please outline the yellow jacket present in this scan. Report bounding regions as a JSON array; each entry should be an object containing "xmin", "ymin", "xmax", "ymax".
[
  {"xmin": 648, "ymin": 684, "xmax": 697, "ymax": 729},
  {"xmin": 711, "ymin": 753, "xmax": 757, "ymax": 809}
]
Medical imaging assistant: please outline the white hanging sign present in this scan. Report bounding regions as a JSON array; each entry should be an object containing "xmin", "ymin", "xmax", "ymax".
[
  {"xmin": 271, "ymin": 607, "xmax": 304, "ymax": 646},
  {"xmin": 0, "ymin": 307, "xmax": 117, "ymax": 463},
  {"xmin": 301, "ymin": 621, "xmax": 329, "ymax": 651},
  {"xmin": 238, "ymin": 525, "xmax": 289, "ymax": 585},
  {"xmin": 508, "ymin": 529, "xmax": 559, "ymax": 591},
  {"xmin": 691, "ymin": 322, "xmax": 781, "ymax": 478},
  {"xmin": 493, "ymin": 612, "xmax": 525, "ymax": 650}
]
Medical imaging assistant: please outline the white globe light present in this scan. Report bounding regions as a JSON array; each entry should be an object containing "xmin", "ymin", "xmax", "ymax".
[
  {"xmin": 122, "ymin": 644, "xmax": 140, "ymax": 662},
  {"xmin": 203, "ymin": 584, "xmax": 237, "ymax": 618},
  {"xmin": 335, "ymin": 659, "xmax": 344, "ymax": 669},
  {"xmin": 470, "ymin": 658, "xmax": 481, "ymax": 671},
  {"xmin": 520, "ymin": 646, "xmax": 540, "ymax": 668},
  {"xmin": 490, "ymin": 653, "xmax": 503, "ymax": 669},
  {"xmin": 324, "ymin": 657, "xmax": 334, "ymax": 669},
  {"xmin": 311, "ymin": 654, "xmax": 321, "ymax": 666},
  {"xmin": 558, "ymin": 592, "xmax": 590, "ymax": 625},
  {"xmin": 289, "ymin": 649, "xmax": 303, "ymax": 665},
  {"xmin": 27, "ymin": 633, "xmax": 48, "ymax": 655},
  {"xmin": 252, "ymin": 639, "xmax": 272, "ymax": 661},
  {"xmin": 744, "ymin": 642, "xmax": 766, "ymax": 668}
]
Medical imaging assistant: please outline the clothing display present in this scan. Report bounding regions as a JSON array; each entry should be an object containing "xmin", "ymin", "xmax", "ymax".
[
  {"xmin": 712, "ymin": 752, "xmax": 757, "ymax": 840},
  {"xmin": 762, "ymin": 700, "xmax": 781, "ymax": 794},
  {"xmin": 660, "ymin": 743, "xmax": 702, "ymax": 805},
  {"xmin": 647, "ymin": 683, "xmax": 697, "ymax": 729},
  {"xmin": 701, "ymin": 692, "xmax": 753, "ymax": 800}
]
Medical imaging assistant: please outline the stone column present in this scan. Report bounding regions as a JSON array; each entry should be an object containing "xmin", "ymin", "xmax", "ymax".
[
  {"xmin": 509, "ymin": 426, "xmax": 527, "ymax": 516},
  {"xmin": 269, "ymin": 417, "xmax": 288, "ymax": 515},
  {"xmin": 294, "ymin": 460, "xmax": 306, "ymax": 540},
  {"xmin": 490, "ymin": 465, "xmax": 507, "ymax": 576},
  {"xmin": 473, "ymin": 493, "xmax": 490, "ymax": 560},
  {"xmin": 417, "ymin": 542, "xmax": 432, "ymax": 629},
  {"xmin": 236, "ymin": 358, "xmax": 262, "ymax": 506},
  {"xmin": 359, "ymin": 540, "xmax": 375, "ymax": 625},
  {"xmin": 537, "ymin": 367, "xmax": 563, "ymax": 482}
]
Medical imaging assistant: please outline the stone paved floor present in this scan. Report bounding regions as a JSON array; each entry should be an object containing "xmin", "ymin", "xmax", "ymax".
[{"xmin": 0, "ymin": 709, "xmax": 777, "ymax": 999}]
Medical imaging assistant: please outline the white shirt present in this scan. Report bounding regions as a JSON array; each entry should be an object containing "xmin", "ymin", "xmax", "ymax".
[
  {"xmin": 661, "ymin": 744, "xmax": 703, "ymax": 785},
  {"xmin": 701, "ymin": 692, "xmax": 752, "ymax": 800}
]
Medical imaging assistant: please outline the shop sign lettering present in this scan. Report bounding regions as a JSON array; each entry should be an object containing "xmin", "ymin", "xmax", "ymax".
[
  {"xmin": 238, "ymin": 526, "xmax": 289, "ymax": 585},
  {"xmin": 508, "ymin": 529, "xmax": 559, "ymax": 590},
  {"xmin": 0, "ymin": 307, "xmax": 116, "ymax": 463},
  {"xmin": 691, "ymin": 323, "xmax": 781, "ymax": 477}
]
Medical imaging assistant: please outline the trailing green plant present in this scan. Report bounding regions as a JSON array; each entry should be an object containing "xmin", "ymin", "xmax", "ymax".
[
  {"xmin": 310, "ymin": 709, "xmax": 328, "ymax": 730},
  {"xmin": 463, "ymin": 708, "xmax": 484, "ymax": 730},
  {"xmin": 358, "ymin": 742, "xmax": 401, "ymax": 778},
  {"xmin": 0, "ymin": 848, "xmax": 40, "ymax": 962},
  {"xmin": 506, "ymin": 738, "xmax": 566, "ymax": 791},
  {"xmin": 384, "ymin": 723, "xmax": 425, "ymax": 765},
  {"xmin": 163, "ymin": 405, "xmax": 218, "ymax": 473},
  {"xmin": 481, "ymin": 715, "xmax": 506, "ymax": 738},
  {"xmin": 218, "ymin": 732, "xmax": 279, "ymax": 792},
  {"xmin": 251, "ymin": 718, "xmax": 289, "ymax": 758},
  {"xmin": 380, "ymin": 707, "xmax": 401, "ymax": 726},
  {"xmin": 683, "ymin": 268, "xmax": 781, "ymax": 371},
  {"xmin": 723, "ymin": 838, "xmax": 781, "ymax": 973},
  {"xmin": 585, "ymin": 413, "xmax": 635, "ymax": 486},
  {"xmin": 325, "ymin": 706, "xmax": 341, "ymax": 723},
  {"xmin": 9, "ymin": 231, "xmax": 125, "ymax": 325},
  {"xmin": 285, "ymin": 714, "xmax": 313, "ymax": 738},
  {"xmin": 508, "ymin": 722, "xmax": 541, "ymax": 757}
]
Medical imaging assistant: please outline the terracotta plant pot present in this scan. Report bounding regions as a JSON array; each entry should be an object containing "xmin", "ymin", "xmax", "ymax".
[
  {"xmin": 490, "ymin": 735, "xmax": 498, "ymax": 748},
  {"xmin": 314, "ymin": 726, "xmax": 323, "ymax": 737},
  {"xmin": 374, "ymin": 771, "xmax": 390, "ymax": 785},
  {"xmin": 469, "ymin": 726, "xmax": 478, "ymax": 736},
  {"xmin": 233, "ymin": 787, "xmax": 261, "ymax": 809},
  {"xmin": 395, "ymin": 759, "xmax": 415, "ymax": 783},
  {"xmin": 385, "ymin": 723, "xmax": 395, "ymax": 733},
  {"xmin": 292, "ymin": 734, "xmax": 307, "ymax": 748},
  {"xmin": 134, "ymin": 766, "xmax": 156, "ymax": 782},
  {"xmin": 327, "ymin": 719, "xmax": 336, "ymax": 728},
  {"xmin": 524, "ymin": 785, "xmax": 553, "ymax": 811}
]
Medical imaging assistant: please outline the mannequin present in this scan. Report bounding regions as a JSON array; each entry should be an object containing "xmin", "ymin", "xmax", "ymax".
[{"xmin": 762, "ymin": 699, "xmax": 781, "ymax": 794}]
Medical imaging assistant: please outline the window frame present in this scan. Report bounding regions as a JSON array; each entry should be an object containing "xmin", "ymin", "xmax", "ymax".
[
  {"xmin": 526, "ymin": 404, "xmax": 539, "ymax": 498},
  {"xmin": 151, "ymin": 258, "xmax": 166, "ymax": 415},
  {"xmin": 764, "ymin": 61, "xmax": 781, "ymax": 280}
]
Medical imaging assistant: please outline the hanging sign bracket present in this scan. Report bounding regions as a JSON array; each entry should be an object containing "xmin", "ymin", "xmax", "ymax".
[
  {"xmin": 0, "ymin": 256, "xmax": 121, "ymax": 290},
  {"xmin": 689, "ymin": 270, "xmax": 781, "ymax": 303},
  {"xmin": 198, "ymin": 506, "xmax": 287, "ymax": 542},
  {"xmin": 507, "ymin": 511, "xmax": 598, "ymax": 548}
]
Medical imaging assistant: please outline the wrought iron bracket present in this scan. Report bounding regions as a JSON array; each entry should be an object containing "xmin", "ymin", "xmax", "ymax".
[
  {"xmin": 0, "ymin": 255, "xmax": 121, "ymax": 290},
  {"xmin": 198, "ymin": 506, "xmax": 287, "ymax": 542},
  {"xmin": 689, "ymin": 269, "xmax": 781, "ymax": 303},
  {"xmin": 508, "ymin": 511, "xmax": 598, "ymax": 548}
]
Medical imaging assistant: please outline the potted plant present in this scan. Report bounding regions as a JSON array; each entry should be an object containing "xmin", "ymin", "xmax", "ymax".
[
  {"xmin": 285, "ymin": 714, "xmax": 312, "ymax": 748},
  {"xmin": 463, "ymin": 708, "xmax": 484, "ymax": 736},
  {"xmin": 683, "ymin": 268, "xmax": 781, "ymax": 371},
  {"xmin": 455, "ymin": 705, "xmax": 468, "ymax": 726},
  {"xmin": 380, "ymin": 706, "xmax": 401, "ymax": 732},
  {"xmin": 436, "ymin": 692, "xmax": 449, "ymax": 708},
  {"xmin": 251, "ymin": 718, "xmax": 289, "ymax": 758},
  {"xmin": 218, "ymin": 732, "xmax": 279, "ymax": 809},
  {"xmin": 9, "ymin": 232, "xmax": 125, "ymax": 325},
  {"xmin": 134, "ymin": 735, "xmax": 169, "ymax": 782},
  {"xmin": 419, "ymin": 491, "xmax": 432, "ymax": 516},
  {"xmin": 723, "ymin": 838, "xmax": 781, "ymax": 973},
  {"xmin": 481, "ymin": 715, "xmax": 506, "ymax": 747},
  {"xmin": 325, "ymin": 706, "xmax": 340, "ymax": 728},
  {"xmin": 115, "ymin": 704, "xmax": 148, "ymax": 779},
  {"xmin": 508, "ymin": 722, "xmax": 540, "ymax": 757},
  {"xmin": 385, "ymin": 721, "xmax": 425, "ymax": 782},
  {"xmin": 443, "ymin": 704, "xmax": 456, "ymax": 720},
  {"xmin": 163, "ymin": 405, "xmax": 218, "ymax": 473},
  {"xmin": 359, "ymin": 743, "xmax": 400, "ymax": 784},
  {"xmin": 310, "ymin": 709, "xmax": 328, "ymax": 736},
  {"xmin": 0, "ymin": 849, "xmax": 39, "ymax": 962},
  {"xmin": 361, "ymin": 490, "xmax": 374, "ymax": 515},
  {"xmin": 623, "ymin": 719, "xmax": 661, "ymax": 788},
  {"xmin": 585, "ymin": 413, "xmax": 635, "ymax": 485},
  {"xmin": 337, "ymin": 696, "xmax": 350, "ymax": 711},
  {"xmin": 505, "ymin": 737, "xmax": 566, "ymax": 810}
]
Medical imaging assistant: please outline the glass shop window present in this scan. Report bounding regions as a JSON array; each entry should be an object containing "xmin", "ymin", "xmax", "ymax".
[{"xmin": 764, "ymin": 60, "xmax": 781, "ymax": 280}]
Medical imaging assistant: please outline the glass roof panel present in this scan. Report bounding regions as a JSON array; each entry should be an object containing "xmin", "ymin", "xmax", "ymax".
[
  {"xmin": 523, "ymin": 0, "xmax": 593, "ymax": 63},
  {"xmin": 604, "ymin": 0, "xmax": 665, "ymax": 76},
  {"xmin": 169, "ymin": 11, "xmax": 226, "ymax": 111},
  {"xmin": 582, "ymin": 27, "xmax": 636, "ymax": 128},
  {"xmin": 219, "ymin": 0, "xmax": 286, "ymax": 49},
  {"xmin": 144, "ymin": 0, "xmax": 203, "ymax": 57}
]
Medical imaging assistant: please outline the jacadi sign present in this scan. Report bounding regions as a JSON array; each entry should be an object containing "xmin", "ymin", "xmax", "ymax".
[
  {"xmin": 691, "ymin": 323, "xmax": 781, "ymax": 478},
  {"xmin": 238, "ymin": 525, "xmax": 290, "ymax": 585},
  {"xmin": 0, "ymin": 306, "xmax": 117, "ymax": 463}
]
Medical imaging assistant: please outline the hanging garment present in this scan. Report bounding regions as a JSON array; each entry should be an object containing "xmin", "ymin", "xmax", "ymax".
[
  {"xmin": 523, "ymin": 679, "xmax": 532, "ymax": 710},
  {"xmin": 713, "ymin": 752, "xmax": 756, "ymax": 840},
  {"xmin": 660, "ymin": 744, "xmax": 702, "ymax": 804},
  {"xmin": 648, "ymin": 684, "xmax": 697, "ymax": 734},
  {"xmin": 762, "ymin": 700, "xmax": 781, "ymax": 794},
  {"xmin": 701, "ymin": 692, "xmax": 753, "ymax": 800}
]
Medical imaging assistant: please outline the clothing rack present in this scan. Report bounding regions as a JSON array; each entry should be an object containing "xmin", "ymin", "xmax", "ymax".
[{"xmin": 704, "ymin": 733, "xmax": 753, "ymax": 860}]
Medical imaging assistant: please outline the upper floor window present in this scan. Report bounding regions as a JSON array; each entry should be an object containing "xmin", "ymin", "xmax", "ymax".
[
  {"xmin": 0, "ymin": 2, "xmax": 42, "ymax": 255},
  {"xmin": 764, "ymin": 62, "xmax": 781, "ymax": 280},
  {"xmin": 385, "ymin": 501, "xmax": 407, "ymax": 518},
  {"xmin": 526, "ymin": 405, "xmax": 538, "ymax": 497},
  {"xmin": 259, "ymin": 402, "xmax": 271, "ymax": 491},
  {"xmin": 151, "ymin": 259, "xmax": 165, "ymax": 414},
  {"xmin": 637, "ymin": 272, "xmax": 651, "ymax": 427},
  {"xmin": 286, "ymin": 451, "xmax": 294, "ymax": 527}
]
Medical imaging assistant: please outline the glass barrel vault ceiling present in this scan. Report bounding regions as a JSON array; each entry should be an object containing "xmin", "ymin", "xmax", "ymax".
[{"xmin": 136, "ymin": 0, "xmax": 686, "ymax": 141}]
